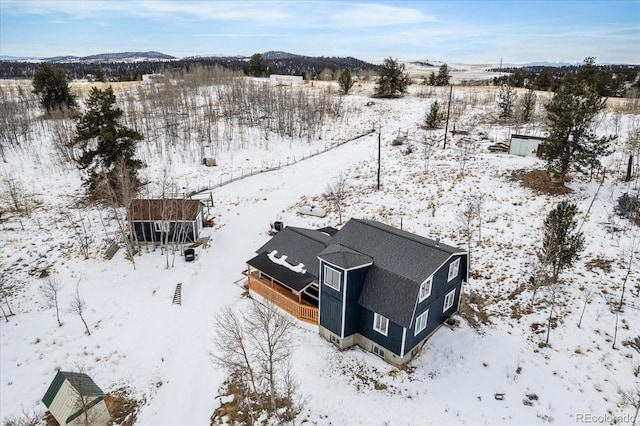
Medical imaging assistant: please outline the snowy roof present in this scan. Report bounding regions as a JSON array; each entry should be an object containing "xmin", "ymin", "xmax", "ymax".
[
  {"xmin": 247, "ymin": 251, "xmax": 315, "ymax": 292},
  {"xmin": 253, "ymin": 226, "xmax": 331, "ymax": 280}
]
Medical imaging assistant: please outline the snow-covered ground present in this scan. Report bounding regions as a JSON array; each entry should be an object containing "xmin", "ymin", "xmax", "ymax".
[{"xmin": 1, "ymin": 77, "xmax": 639, "ymax": 425}]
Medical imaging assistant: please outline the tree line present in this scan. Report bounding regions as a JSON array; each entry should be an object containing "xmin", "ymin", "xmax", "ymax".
[{"xmin": 489, "ymin": 58, "xmax": 640, "ymax": 97}]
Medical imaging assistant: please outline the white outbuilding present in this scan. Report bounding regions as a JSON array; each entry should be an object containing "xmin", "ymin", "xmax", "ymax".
[
  {"xmin": 42, "ymin": 371, "xmax": 110, "ymax": 426},
  {"xmin": 509, "ymin": 134, "xmax": 544, "ymax": 157}
]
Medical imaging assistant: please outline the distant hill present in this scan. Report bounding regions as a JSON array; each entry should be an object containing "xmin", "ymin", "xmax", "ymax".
[
  {"xmin": 45, "ymin": 51, "xmax": 176, "ymax": 63},
  {"xmin": 0, "ymin": 50, "xmax": 378, "ymax": 80}
]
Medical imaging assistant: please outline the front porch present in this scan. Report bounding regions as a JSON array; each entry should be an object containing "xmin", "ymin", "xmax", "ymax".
[{"xmin": 246, "ymin": 267, "xmax": 319, "ymax": 324}]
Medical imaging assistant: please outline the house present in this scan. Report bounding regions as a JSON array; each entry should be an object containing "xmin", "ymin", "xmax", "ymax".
[
  {"xmin": 127, "ymin": 198, "xmax": 205, "ymax": 244},
  {"xmin": 42, "ymin": 371, "xmax": 110, "ymax": 426},
  {"xmin": 269, "ymin": 74, "xmax": 304, "ymax": 85},
  {"xmin": 246, "ymin": 218, "xmax": 468, "ymax": 367},
  {"xmin": 509, "ymin": 134, "xmax": 544, "ymax": 157}
]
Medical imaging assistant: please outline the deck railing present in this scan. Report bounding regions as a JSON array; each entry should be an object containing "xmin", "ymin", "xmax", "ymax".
[{"xmin": 248, "ymin": 274, "xmax": 319, "ymax": 324}]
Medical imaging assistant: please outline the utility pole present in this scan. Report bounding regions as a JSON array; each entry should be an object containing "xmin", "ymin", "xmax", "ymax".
[
  {"xmin": 377, "ymin": 127, "xmax": 381, "ymax": 190},
  {"xmin": 443, "ymin": 85, "xmax": 453, "ymax": 149}
]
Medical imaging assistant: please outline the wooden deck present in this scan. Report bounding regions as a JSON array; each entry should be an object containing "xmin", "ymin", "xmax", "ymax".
[{"xmin": 247, "ymin": 270, "xmax": 319, "ymax": 324}]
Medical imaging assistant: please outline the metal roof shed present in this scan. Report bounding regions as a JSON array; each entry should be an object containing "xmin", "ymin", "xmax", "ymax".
[{"xmin": 42, "ymin": 371, "xmax": 110, "ymax": 426}]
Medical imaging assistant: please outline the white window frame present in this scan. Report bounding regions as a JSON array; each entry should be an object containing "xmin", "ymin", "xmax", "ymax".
[
  {"xmin": 418, "ymin": 278, "xmax": 432, "ymax": 302},
  {"xmin": 448, "ymin": 258, "xmax": 460, "ymax": 282},
  {"xmin": 443, "ymin": 289, "xmax": 456, "ymax": 312},
  {"xmin": 414, "ymin": 309, "xmax": 429, "ymax": 335},
  {"xmin": 323, "ymin": 265, "xmax": 341, "ymax": 291},
  {"xmin": 373, "ymin": 313, "xmax": 389, "ymax": 336},
  {"xmin": 154, "ymin": 221, "xmax": 169, "ymax": 232},
  {"xmin": 372, "ymin": 344, "xmax": 385, "ymax": 359}
]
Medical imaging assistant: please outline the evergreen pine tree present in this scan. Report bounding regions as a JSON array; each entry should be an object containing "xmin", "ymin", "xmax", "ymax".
[
  {"xmin": 32, "ymin": 63, "xmax": 76, "ymax": 115},
  {"xmin": 424, "ymin": 100, "xmax": 444, "ymax": 128},
  {"xmin": 497, "ymin": 85, "xmax": 517, "ymax": 120},
  {"xmin": 337, "ymin": 69, "xmax": 354, "ymax": 95},
  {"xmin": 374, "ymin": 57, "xmax": 409, "ymax": 97},
  {"xmin": 70, "ymin": 86, "xmax": 145, "ymax": 202},
  {"xmin": 428, "ymin": 72, "xmax": 436, "ymax": 86},
  {"xmin": 539, "ymin": 79, "xmax": 614, "ymax": 183},
  {"xmin": 243, "ymin": 53, "xmax": 269, "ymax": 77},
  {"xmin": 520, "ymin": 87, "xmax": 537, "ymax": 122},
  {"xmin": 435, "ymin": 64, "xmax": 451, "ymax": 86}
]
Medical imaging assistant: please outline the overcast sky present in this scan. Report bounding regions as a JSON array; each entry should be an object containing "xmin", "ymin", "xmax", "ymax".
[{"xmin": 1, "ymin": 0, "xmax": 638, "ymax": 64}]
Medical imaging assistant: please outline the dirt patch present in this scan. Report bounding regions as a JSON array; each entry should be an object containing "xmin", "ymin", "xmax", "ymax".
[
  {"xmin": 458, "ymin": 293, "xmax": 491, "ymax": 329},
  {"xmin": 510, "ymin": 169, "xmax": 572, "ymax": 196},
  {"xmin": 104, "ymin": 386, "xmax": 142, "ymax": 426}
]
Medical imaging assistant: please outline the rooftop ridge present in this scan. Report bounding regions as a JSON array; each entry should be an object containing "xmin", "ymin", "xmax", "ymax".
[{"xmin": 353, "ymin": 219, "xmax": 459, "ymax": 253}]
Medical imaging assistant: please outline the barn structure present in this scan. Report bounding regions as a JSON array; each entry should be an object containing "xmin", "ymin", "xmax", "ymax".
[{"xmin": 42, "ymin": 371, "xmax": 110, "ymax": 426}]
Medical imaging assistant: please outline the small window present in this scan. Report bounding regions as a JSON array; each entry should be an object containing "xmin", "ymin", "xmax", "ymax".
[
  {"xmin": 443, "ymin": 289, "xmax": 456, "ymax": 312},
  {"xmin": 154, "ymin": 221, "xmax": 169, "ymax": 232},
  {"xmin": 418, "ymin": 278, "xmax": 432, "ymax": 302},
  {"xmin": 414, "ymin": 309, "xmax": 429, "ymax": 335},
  {"xmin": 323, "ymin": 265, "xmax": 342, "ymax": 291},
  {"xmin": 372, "ymin": 345, "xmax": 385, "ymax": 359},
  {"xmin": 373, "ymin": 313, "xmax": 389, "ymax": 336},
  {"xmin": 448, "ymin": 258, "xmax": 460, "ymax": 282}
]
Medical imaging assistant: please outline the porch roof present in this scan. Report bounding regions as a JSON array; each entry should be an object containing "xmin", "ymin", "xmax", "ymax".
[{"xmin": 247, "ymin": 252, "xmax": 316, "ymax": 292}]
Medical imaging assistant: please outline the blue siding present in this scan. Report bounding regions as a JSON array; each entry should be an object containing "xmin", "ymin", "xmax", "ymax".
[
  {"xmin": 132, "ymin": 221, "xmax": 197, "ymax": 243},
  {"xmin": 358, "ymin": 309, "xmax": 403, "ymax": 355},
  {"xmin": 404, "ymin": 254, "xmax": 467, "ymax": 354},
  {"xmin": 343, "ymin": 267, "xmax": 368, "ymax": 337},
  {"xmin": 319, "ymin": 262, "xmax": 343, "ymax": 336}
]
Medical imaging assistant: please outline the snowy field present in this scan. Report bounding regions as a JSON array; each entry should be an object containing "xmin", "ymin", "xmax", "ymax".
[{"xmin": 1, "ymin": 73, "xmax": 639, "ymax": 426}]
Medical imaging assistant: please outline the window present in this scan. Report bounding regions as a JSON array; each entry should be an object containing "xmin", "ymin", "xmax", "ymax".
[
  {"xmin": 414, "ymin": 309, "xmax": 429, "ymax": 335},
  {"xmin": 448, "ymin": 258, "xmax": 460, "ymax": 282},
  {"xmin": 372, "ymin": 345, "xmax": 385, "ymax": 359},
  {"xmin": 323, "ymin": 265, "xmax": 342, "ymax": 291},
  {"xmin": 418, "ymin": 278, "xmax": 432, "ymax": 302},
  {"xmin": 154, "ymin": 221, "xmax": 169, "ymax": 232},
  {"xmin": 443, "ymin": 289, "xmax": 456, "ymax": 312},
  {"xmin": 373, "ymin": 313, "xmax": 389, "ymax": 336}
]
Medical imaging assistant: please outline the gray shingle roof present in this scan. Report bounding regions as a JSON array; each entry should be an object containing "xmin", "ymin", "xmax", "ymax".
[
  {"xmin": 323, "ymin": 219, "xmax": 465, "ymax": 328},
  {"xmin": 357, "ymin": 266, "xmax": 418, "ymax": 328},
  {"xmin": 253, "ymin": 227, "xmax": 331, "ymax": 279},
  {"xmin": 318, "ymin": 244, "xmax": 373, "ymax": 270},
  {"xmin": 329, "ymin": 219, "xmax": 462, "ymax": 284},
  {"xmin": 247, "ymin": 252, "xmax": 315, "ymax": 292}
]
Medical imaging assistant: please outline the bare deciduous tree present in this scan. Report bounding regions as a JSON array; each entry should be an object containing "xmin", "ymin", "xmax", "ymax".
[
  {"xmin": 41, "ymin": 276, "xmax": 63, "ymax": 327},
  {"xmin": 212, "ymin": 300, "xmax": 300, "ymax": 421},
  {"xmin": 246, "ymin": 300, "xmax": 295, "ymax": 414},
  {"xmin": 577, "ymin": 286, "xmax": 594, "ymax": 329},
  {"xmin": 324, "ymin": 173, "xmax": 347, "ymax": 224},
  {"xmin": 211, "ymin": 306, "xmax": 258, "ymax": 396},
  {"xmin": 619, "ymin": 385, "xmax": 640, "ymax": 426},
  {"xmin": 68, "ymin": 281, "xmax": 90, "ymax": 336}
]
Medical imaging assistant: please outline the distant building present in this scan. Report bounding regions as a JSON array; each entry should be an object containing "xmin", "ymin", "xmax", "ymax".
[
  {"xmin": 269, "ymin": 74, "xmax": 304, "ymax": 85},
  {"xmin": 42, "ymin": 371, "xmax": 110, "ymax": 426},
  {"xmin": 141, "ymin": 73, "xmax": 165, "ymax": 84},
  {"xmin": 509, "ymin": 134, "xmax": 544, "ymax": 157}
]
